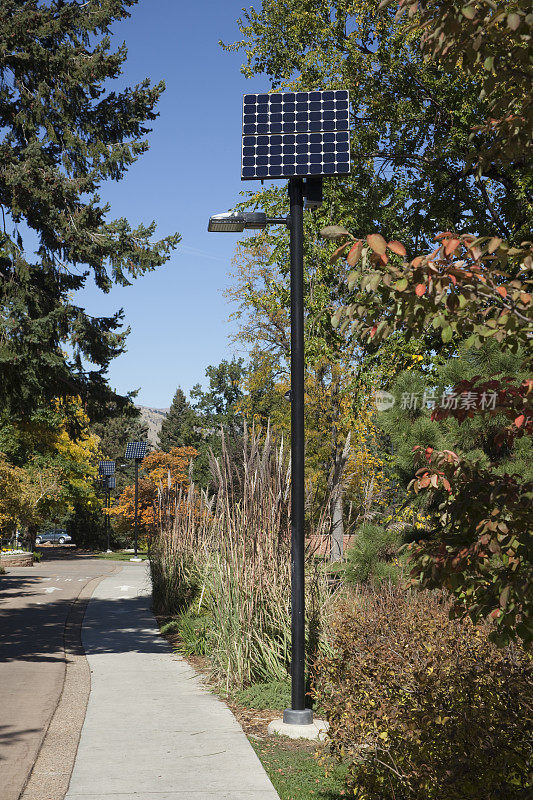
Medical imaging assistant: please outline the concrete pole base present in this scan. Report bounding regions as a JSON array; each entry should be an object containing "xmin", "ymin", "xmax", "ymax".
[
  {"xmin": 268, "ymin": 716, "xmax": 329, "ymax": 741},
  {"xmin": 129, "ymin": 557, "xmax": 143, "ymax": 562}
]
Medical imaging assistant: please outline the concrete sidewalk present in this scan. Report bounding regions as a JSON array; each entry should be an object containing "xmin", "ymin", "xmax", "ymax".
[{"xmin": 65, "ymin": 563, "xmax": 280, "ymax": 800}]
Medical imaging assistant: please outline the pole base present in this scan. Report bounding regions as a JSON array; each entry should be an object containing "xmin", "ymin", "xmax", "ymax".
[
  {"xmin": 129, "ymin": 557, "xmax": 143, "ymax": 562},
  {"xmin": 283, "ymin": 708, "xmax": 313, "ymax": 725},
  {"xmin": 268, "ymin": 712, "xmax": 329, "ymax": 741}
]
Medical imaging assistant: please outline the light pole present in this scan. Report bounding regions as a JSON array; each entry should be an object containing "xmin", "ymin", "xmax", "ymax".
[
  {"xmin": 98, "ymin": 461, "xmax": 116, "ymax": 553},
  {"xmin": 208, "ymin": 178, "xmax": 316, "ymax": 725},
  {"xmin": 125, "ymin": 442, "xmax": 148, "ymax": 561},
  {"xmin": 209, "ymin": 88, "xmax": 350, "ymax": 730}
]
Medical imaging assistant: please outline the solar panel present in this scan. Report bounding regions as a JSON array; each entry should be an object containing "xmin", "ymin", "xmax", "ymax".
[
  {"xmin": 107, "ymin": 475, "xmax": 116, "ymax": 490},
  {"xmin": 241, "ymin": 90, "xmax": 350, "ymax": 180},
  {"xmin": 124, "ymin": 441, "xmax": 148, "ymax": 460},
  {"xmin": 98, "ymin": 460, "xmax": 115, "ymax": 476}
]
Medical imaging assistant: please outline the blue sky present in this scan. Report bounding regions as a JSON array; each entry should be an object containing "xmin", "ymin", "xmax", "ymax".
[{"xmin": 77, "ymin": 0, "xmax": 272, "ymax": 408}]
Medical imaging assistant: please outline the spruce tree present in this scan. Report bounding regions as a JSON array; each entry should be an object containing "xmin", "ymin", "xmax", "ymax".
[
  {"xmin": 0, "ymin": 0, "xmax": 179, "ymax": 421},
  {"xmin": 158, "ymin": 388, "xmax": 196, "ymax": 452}
]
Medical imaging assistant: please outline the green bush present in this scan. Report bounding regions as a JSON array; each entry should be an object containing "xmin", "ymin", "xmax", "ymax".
[
  {"xmin": 344, "ymin": 524, "xmax": 403, "ymax": 586},
  {"xmin": 315, "ymin": 586, "xmax": 532, "ymax": 799},
  {"xmin": 233, "ymin": 679, "xmax": 291, "ymax": 710}
]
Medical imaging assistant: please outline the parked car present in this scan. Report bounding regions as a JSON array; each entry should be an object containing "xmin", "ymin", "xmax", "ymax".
[{"xmin": 35, "ymin": 529, "xmax": 72, "ymax": 545}]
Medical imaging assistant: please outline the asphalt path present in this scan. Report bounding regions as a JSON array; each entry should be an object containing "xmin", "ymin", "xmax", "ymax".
[{"xmin": 0, "ymin": 552, "xmax": 116, "ymax": 800}]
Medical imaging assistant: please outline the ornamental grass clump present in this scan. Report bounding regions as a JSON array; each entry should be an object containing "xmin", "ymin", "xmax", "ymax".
[
  {"xmin": 151, "ymin": 424, "xmax": 335, "ymax": 689},
  {"xmin": 315, "ymin": 585, "xmax": 532, "ymax": 800}
]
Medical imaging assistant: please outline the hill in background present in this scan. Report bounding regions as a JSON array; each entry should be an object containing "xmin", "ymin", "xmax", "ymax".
[{"xmin": 137, "ymin": 406, "xmax": 169, "ymax": 447}]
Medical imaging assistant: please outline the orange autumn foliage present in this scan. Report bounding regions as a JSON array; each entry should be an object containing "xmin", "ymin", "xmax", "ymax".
[{"xmin": 110, "ymin": 447, "xmax": 197, "ymax": 533}]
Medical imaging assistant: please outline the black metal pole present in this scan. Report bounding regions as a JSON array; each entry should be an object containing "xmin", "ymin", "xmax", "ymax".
[
  {"xmin": 284, "ymin": 177, "xmax": 313, "ymax": 726},
  {"xmin": 134, "ymin": 459, "xmax": 139, "ymax": 558},
  {"xmin": 106, "ymin": 489, "xmax": 111, "ymax": 552}
]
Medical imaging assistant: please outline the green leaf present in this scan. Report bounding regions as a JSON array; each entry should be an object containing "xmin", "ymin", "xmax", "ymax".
[
  {"xmin": 441, "ymin": 326, "xmax": 453, "ymax": 343},
  {"xmin": 393, "ymin": 278, "xmax": 408, "ymax": 292},
  {"xmin": 347, "ymin": 270, "xmax": 358, "ymax": 291},
  {"xmin": 461, "ymin": 5, "xmax": 476, "ymax": 19},
  {"xmin": 320, "ymin": 225, "xmax": 351, "ymax": 241}
]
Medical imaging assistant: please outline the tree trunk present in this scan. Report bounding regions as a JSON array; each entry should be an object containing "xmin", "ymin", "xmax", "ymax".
[
  {"xmin": 329, "ymin": 492, "xmax": 344, "ymax": 562},
  {"xmin": 328, "ymin": 432, "xmax": 351, "ymax": 563}
]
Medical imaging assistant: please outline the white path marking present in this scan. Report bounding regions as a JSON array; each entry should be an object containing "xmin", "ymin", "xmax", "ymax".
[
  {"xmin": 44, "ymin": 587, "xmax": 62, "ymax": 593},
  {"xmin": 116, "ymin": 585, "xmax": 135, "ymax": 592}
]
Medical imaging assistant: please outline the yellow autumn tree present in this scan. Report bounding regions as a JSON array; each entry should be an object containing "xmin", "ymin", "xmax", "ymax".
[{"xmin": 0, "ymin": 397, "xmax": 101, "ymax": 545}]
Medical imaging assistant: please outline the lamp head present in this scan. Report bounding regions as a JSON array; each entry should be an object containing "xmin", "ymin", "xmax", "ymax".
[{"xmin": 208, "ymin": 211, "xmax": 267, "ymax": 232}]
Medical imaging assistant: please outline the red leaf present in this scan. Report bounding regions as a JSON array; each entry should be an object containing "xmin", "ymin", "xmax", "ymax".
[
  {"xmin": 346, "ymin": 241, "xmax": 363, "ymax": 266},
  {"xmin": 415, "ymin": 283, "xmax": 426, "ymax": 296},
  {"xmin": 387, "ymin": 240, "xmax": 406, "ymax": 256},
  {"xmin": 444, "ymin": 238, "xmax": 460, "ymax": 256},
  {"xmin": 515, "ymin": 414, "xmax": 525, "ymax": 428},
  {"xmin": 449, "ymin": 274, "xmax": 457, "ymax": 285},
  {"xmin": 496, "ymin": 286, "xmax": 507, "ymax": 298},
  {"xmin": 370, "ymin": 325, "xmax": 378, "ymax": 338}
]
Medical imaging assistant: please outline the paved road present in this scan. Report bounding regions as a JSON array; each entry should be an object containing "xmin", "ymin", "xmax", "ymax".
[{"xmin": 0, "ymin": 554, "xmax": 115, "ymax": 800}]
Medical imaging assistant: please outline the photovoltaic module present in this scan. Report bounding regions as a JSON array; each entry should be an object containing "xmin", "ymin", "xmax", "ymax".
[
  {"xmin": 241, "ymin": 90, "xmax": 350, "ymax": 180},
  {"xmin": 98, "ymin": 460, "xmax": 115, "ymax": 476},
  {"xmin": 124, "ymin": 442, "xmax": 148, "ymax": 460}
]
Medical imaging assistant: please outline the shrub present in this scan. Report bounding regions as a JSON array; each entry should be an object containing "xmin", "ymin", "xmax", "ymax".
[
  {"xmin": 344, "ymin": 524, "xmax": 403, "ymax": 587},
  {"xmin": 315, "ymin": 586, "xmax": 532, "ymax": 799}
]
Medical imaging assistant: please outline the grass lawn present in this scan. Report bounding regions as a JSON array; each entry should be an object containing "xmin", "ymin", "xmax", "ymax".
[
  {"xmin": 94, "ymin": 550, "xmax": 148, "ymax": 561},
  {"xmin": 250, "ymin": 737, "xmax": 347, "ymax": 800}
]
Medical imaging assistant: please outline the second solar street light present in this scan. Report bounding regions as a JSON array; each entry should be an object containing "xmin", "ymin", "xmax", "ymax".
[{"xmin": 125, "ymin": 441, "xmax": 148, "ymax": 559}]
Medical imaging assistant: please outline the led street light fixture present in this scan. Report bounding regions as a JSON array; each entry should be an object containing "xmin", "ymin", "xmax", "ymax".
[
  {"xmin": 98, "ymin": 460, "xmax": 115, "ymax": 476},
  {"xmin": 241, "ymin": 90, "xmax": 350, "ymax": 180},
  {"xmin": 208, "ymin": 211, "xmax": 268, "ymax": 232},
  {"xmin": 125, "ymin": 441, "xmax": 148, "ymax": 460}
]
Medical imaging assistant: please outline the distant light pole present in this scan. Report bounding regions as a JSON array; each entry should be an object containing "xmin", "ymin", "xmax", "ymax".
[
  {"xmin": 98, "ymin": 461, "xmax": 116, "ymax": 553},
  {"xmin": 124, "ymin": 442, "xmax": 148, "ymax": 560},
  {"xmin": 209, "ymin": 89, "xmax": 350, "ymax": 728}
]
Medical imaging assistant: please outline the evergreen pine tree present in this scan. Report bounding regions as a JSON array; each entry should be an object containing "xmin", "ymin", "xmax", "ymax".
[
  {"xmin": 157, "ymin": 388, "xmax": 196, "ymax": 452},
  {"xmin": 0, "ymin": 0, "xmax": 179, "ymax": 420}
]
